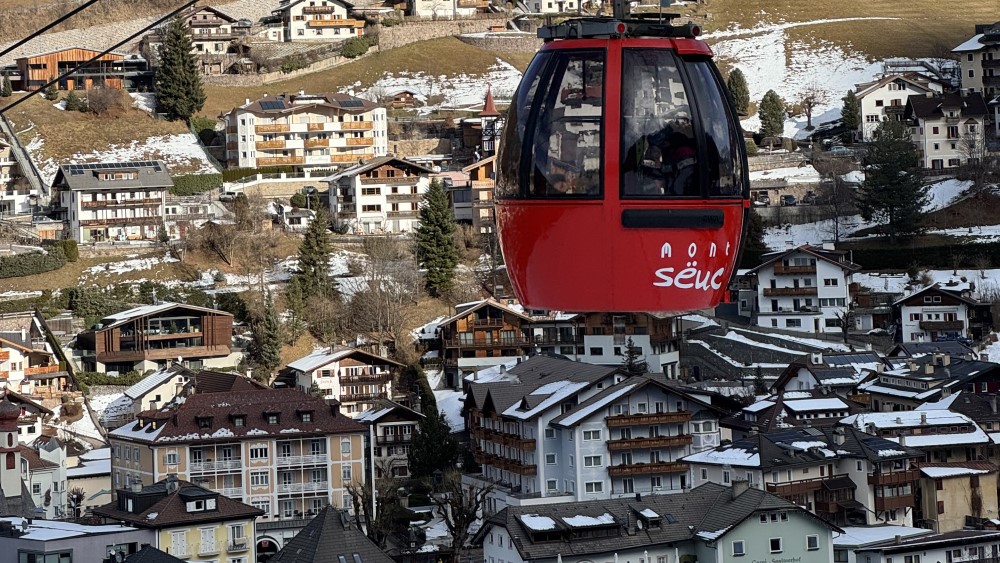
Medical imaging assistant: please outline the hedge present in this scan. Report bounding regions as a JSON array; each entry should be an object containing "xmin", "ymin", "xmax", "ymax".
[
  {"xmin": 222, "ymin": 166, "xmax": 298, "ymax": 182},
  {"xmin": 43, "ymin": 240, "xmax": 78, "ymax": 262},
  {"xmin": 0, "ymin": 248, "xmax": 66, "ymax": 279},
  {"xmin": 171, "ymin": 174, "xmax": 223, "ymax": 196}
]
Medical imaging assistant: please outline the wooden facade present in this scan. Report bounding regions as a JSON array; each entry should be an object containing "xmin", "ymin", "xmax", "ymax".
[
  {"xmin": 575, "ymin": 312, "xmax": 676, "ymax": 347},
  {"xmin": 17, "ymin": 48, "xmax": 124, "ymax": 91},
  {"xmin": 439, "ymin": 302, "xmax": 532, "ymax": 368},
  {"xmin": 82, "ymin": 305, "xmax": 233, "ymax": 367}
]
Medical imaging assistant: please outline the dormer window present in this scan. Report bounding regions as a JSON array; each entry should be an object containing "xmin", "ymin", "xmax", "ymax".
[
  {"xmin": 233, "ymin": 416, "xmax": 246, "ymax": 427},
  {"xmin": 266, "ymin": 412, "xmax": 280, "ymax": 425},
  {"xmin": 186, "ymin": 498, "xmax": 218, "ymax": 512},
  {"xmin": 300, "ymin": 411, "xmax": 313, "ymax": 423},
  {"xmin": 197, "ymin": 416, "xmax": 213, "ymax": 429}
]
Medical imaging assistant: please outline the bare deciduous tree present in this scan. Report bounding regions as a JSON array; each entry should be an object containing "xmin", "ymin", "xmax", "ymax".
[
  {"xmin": 86, "ymin": 87, "xmax": 129, "ymax": 116},
  {"xmin": 960, "ymin": 130, "xmax": 997, "ymax": 196},
  {"xmin": 346, "ymin": 458, "xmax": 404, "ymax": 547},
  {"xmin": 799, "ymin": 84, "xmax": 829, "ymax": 131},
  {"xmin": 343, "ymin": 236, "xmax": 420, "ymax": 349},
  {"xmin": 431, "ymin": 470, "xmax": 495, "ymax": 563},
  {"xmin": 816, "ymin": 155, "xmax": 859, "ymax": 244}
]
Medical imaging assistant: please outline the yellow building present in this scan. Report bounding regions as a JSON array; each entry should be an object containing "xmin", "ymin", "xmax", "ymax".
[
  {"xmin": 108, "ymin": 387, "xmax": 367, "ymax": 551},
  {"xmin": 94, "ymin": 476, "xmax": 261, "ymax": 563},
  {"xmin": 919, "ymin": 462, "xmax": 999, "ymax": 532}
]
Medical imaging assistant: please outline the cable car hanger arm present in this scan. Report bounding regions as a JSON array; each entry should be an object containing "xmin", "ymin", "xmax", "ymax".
[{"xmin": 0, "ymin": 0, "xmax": 201, "ymax": 116}]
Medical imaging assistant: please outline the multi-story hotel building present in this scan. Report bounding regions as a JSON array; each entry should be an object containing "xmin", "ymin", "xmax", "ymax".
[
  {"xmin": 325, "ymin": 156, "xmax": 432, "ymax": 234},
  {"xmin": 108, "ymin": 388, "xmax": 366, "ymax": 550},
  {"xmin": 286, "ymin": 347, "xmax": 401, "ymax": 417},
  {"xmin": 463, "ymin": 356, "xmax": 725, "ymax": 512},
  {"xmin": 222, "ymin": 92, "xmax": 387, "ymax": 172},
  {"xmin": 273, "ymin": 0, "xmax": 365, "ymax": 42},
  {"xmin": 51, "ymin": 161, "xmax": 170, "ymax": 243}
]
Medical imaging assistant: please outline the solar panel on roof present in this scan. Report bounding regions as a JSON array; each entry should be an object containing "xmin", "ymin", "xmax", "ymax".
[
  {"xmin": 339, "ymin": 100, "xmax": 364, "ymax": 108},
  {"xmin": 664, "ymin": 514, "xmax": 676, "ymax": 524},
  {"xmin": 260, "ymin": 100, "xmax": 285, "ymax": 110}
]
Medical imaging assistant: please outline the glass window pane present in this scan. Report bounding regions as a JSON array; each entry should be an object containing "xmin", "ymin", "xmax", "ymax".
[
  {"xmin": 497, "ymin": 52, "xmax": 551, "ymax": 198},
  {"xmin": 528, "ymin": 50, "xmax": 604, "ymax": 197},
  {"xmin": 620, "ymin": 49, "xmax": 699, "ymax": 198},
  {"xmin": 687, "ymin": 60, "xmax": 744, "ymax": 197}
]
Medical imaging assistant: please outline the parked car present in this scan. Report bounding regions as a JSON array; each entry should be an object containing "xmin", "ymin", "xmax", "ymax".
[
  {"xmin": 780, "ymin": 195, "xmax": 797, "ymax": 206},
  {"xmin": 801, "ymin": 191, "xmax": 817, "ymax": 205},
  {"xmin": 219, "ymin": 191, "xmax": 238, "ymax": 203},
  {"xmin": 753, "ymin": 195, "xmax": 770, "ymax": 207},
  {"xmin": 829, "ymin": 146, "xmax": 853, "ymax": 157}
]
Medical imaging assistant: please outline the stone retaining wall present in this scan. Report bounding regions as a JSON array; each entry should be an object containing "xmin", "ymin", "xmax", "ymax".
[
  {"xmin": 378, "ymin": 17, "xmax": 508, "ymax": 50},
  {"xmin": 457, "ymin": 34, "xmax": 541, "ymax": 53}
]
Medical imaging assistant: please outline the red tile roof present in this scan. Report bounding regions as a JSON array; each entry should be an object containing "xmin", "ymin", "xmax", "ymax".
[{"xmin": 94, "ymin": 479, "xmax": 263, "ymax": 528}]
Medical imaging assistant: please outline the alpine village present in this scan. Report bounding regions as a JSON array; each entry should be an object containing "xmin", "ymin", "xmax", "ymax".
[{"xmin": 4, "ymin": 0, "xmax": 1000, "ymax": 563}]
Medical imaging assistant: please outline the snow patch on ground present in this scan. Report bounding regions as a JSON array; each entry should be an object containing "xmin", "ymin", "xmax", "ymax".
[
  {"xmin": 53, "ymin": 100, "xmax": 66, "ymax": 111},
  {"xmin": 434, "ymin": 388, "xmax": 465, "ymax": 432},
  {"xmin": 79, "ymin": 253, "xmax": 180, "ymax": 284},
  {"xmin": 854, "ymin": 269, "xmax": 1000, "ymax": 295},
  {"xmin": 749, "ymin": 165, "xmax": 823, "ymax": 184},
  {"xmin": 130, "ymin": 93, "xmax": 156, "ymax": 113},
  {"xmin": 924, "ymin": 179, "xmax": 971, "ymax": 212}
]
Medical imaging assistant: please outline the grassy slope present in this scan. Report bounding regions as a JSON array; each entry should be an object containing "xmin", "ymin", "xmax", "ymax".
[{"xmin": 201, "ymin": 36, "xmax": 536, "ymax": 116}]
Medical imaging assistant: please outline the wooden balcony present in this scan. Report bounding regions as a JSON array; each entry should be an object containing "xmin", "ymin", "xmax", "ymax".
[
  {"xmin": 762, "ymin": 286, "xmax": 818, "ymax": 297},
  {"xmin": 474, "ymin": 428, "xmax": 536, "ymax": 451},
  {"xmin": 306, "ymin": 18, "xmax": 365, "ymax": 28},
  {"xmin": 226, "ymin": 141, "xmax": 238, "ymax": 150},
  {"xmin": 346, "ymin": 137, "xmax": 374, "ymax": 146},
  {"xmin": 0, "ymin": 371, "xmax": 8, "ymax": 380},
  {"xmin": 606, "ymin": 435, "xmax": 692, "ymax": 451},
  {"xmin": 443, "ymin": 337, "xmax": 532, "ymax": 348},
  {"xmin": 362, "ymin": 177, "xmax": 419, "ymax": 186},
  {"xmin": 80, "ymin": 216, "xmax": 160, "ymax": 227},
  {"xmin": 875, "ymin": 494, "xmax": 915, "ymax": 511},
  {"xmin": 376, "ymin": 434, "xmax": 413, "ymax": 445},
  {"xmin": 472, "ymin": 318, "xmax": 504, "ymax": 328},
  {"xmin": 341, "ymin": 392, "xmax": 388, "ymax": 403},
  {"xmin": 255, "ymin": 124, "xmax": 290, "ymax": 133},
  {"xmin": 24, "ymin": 365, "xmax": 62, "ymax": 376},
  {"xmin": 387, "ymin": 210, "xmax": 417, "ymax": 218},
  {"xmin": 607, "ymin": 461, "xmax": 689, "ymax": 476},
  {"xmin": 473, "ymin": 451, "xmax": 537, "ymax": 476},
  {"xmin": 256, "ymin": 140, "xmax": 286, "ymax": 149},
  {"xmin": 0, "ymin": 351, "xmax": 10, "ymax": 361},
  {"xmin": 81, "ymin": 198, "xmax": 162, "ymax": 208},
  {"xmin": 606, "ymin": 411, "xmax": 692, "ymax": 427},
  {"xmin": 258, "ymin": 156, "xmax": 305, "ymax": 166},
  {"xmin": 868, "ymin": 469, "xmax": 920, "ymax": 486},
  {"xmin": 767, "ymin": 474, "xmax": 852, "ymax": 496},
  {"xmin": 342, "ymin": 121, "xmax": 373, "ymax": 130},
  {"xmin": 95, "ymin": 345, "xmax": 230, "ymax": 363},
  {"xmin": 331, "ymin": 153, "xmax": 373, "ymax": 163},
  {"xmin": 302, "ymin": 5, "xmax": 335, "ymax": 12},
  {"xmin": 386, "ymin": 193, "xmax": 422, "ymax": 201},
  {"xmin": 304, "ymin": 138, "xmax": 329, "ymax": 148},
  {"xmin": 340, "ymin": 372, "xmax": 392, "ymax": 384},
  {"xmin": 919, "ymin": 320, "xmax": 964, "ymax": 331},
  {"xmin": 773, "ymin": 263, "xmax": 816, "ymax": 275}
]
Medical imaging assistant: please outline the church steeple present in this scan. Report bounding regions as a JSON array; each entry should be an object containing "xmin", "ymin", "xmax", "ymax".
[
  {"xmin": 479, "ymin": 85, "xmax": 500, "ymax": 118},
  {"xmin": 0, "ymin": 396, "xmax": 22, "ymax": 495},
  {"xmin": 479, "ymin": 85, "xmax": 504, "ymax": 157}
]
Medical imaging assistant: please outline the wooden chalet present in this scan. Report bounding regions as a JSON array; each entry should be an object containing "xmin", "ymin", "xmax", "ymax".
[
  {"xmin": 438, "ymin": 299, "xmax": 532, "ymax": 388},
  {"xmin": 14, "ymin": 47, "xmax": 152, "ymax": 92}
]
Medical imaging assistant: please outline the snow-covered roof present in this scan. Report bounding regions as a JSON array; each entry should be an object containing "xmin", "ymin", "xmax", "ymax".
[
  {"xmin": 915, "ymin": 392, "xmax": 961, "ymax": 410},
  {"xmin": 920, "ymin": 466, "xmax": 993, "ymax": 478},
  {"xmin": 67, "ymin": 457, "xmax": 111, "ymax": 478},
  {"xmin": 743, "ymin": 400, "xmax": 776, "ymax": 413},
  {"xmin": 833, "ymin": 525, "xmax": 933, "ymax": 547},
  {"xmin": 553, "ymin": 384, "xmax": 636, "ymax": 427},
  {"xmin": 841, "ymin": 410, "xmax": 974, "ymax": 429},
  {"xmin": 124, "ymin": 365, "xmax": 186, "ymax": 400},
  {"xmin": 79, "ymin": 447, "xmax": 110, "ymax": 461},
  {"xmin": 562, "ymin": 513, "xmax": 615, "ymax": 527},
  {"xmin": 639, "ymin": 508, "xmax": 660, "ymax": 519},
  {"xmin": 783, "ymin": 398, "xmax": 849, "ymax": 412},
  {"xmin": 109, "ymin": 420, "xmax": 164, "ymax": 441},
  {"xmin": 0, "ymin": 517, "xmax": 138, "ymax": 541},
  {"xmin": 683, "ymin": 445, "xmax": 760, "ymax": 467},
  {"xmin": 463, "ymin": 360, "xmax": 521, "ymax": 384},
  {"xmin": 953, "ymin": 34, "xmax": 985, "ymax": 52},
  {"xmin": 502, "ymin": 380, "xmax": 590, "ymax": 420},
  {"xmin": 97, "ymin": 302, "xmax": 231, "ymax": 330},
  {"xmin": 286, "ymin": 348, "xmax": 354, "ymax": 373},
  {"xmin": 519, "ymin": 514, "xmax": 557, "ymax": 531},
  {"xmin": 355, "ymin": 406, "xmax": 394, "ymax": 422}
]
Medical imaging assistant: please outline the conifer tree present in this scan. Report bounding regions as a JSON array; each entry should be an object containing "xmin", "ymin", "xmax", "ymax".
[
  {"xmin": 726, "ymin": 68, "xmax": 750, "ymax": 116},
  {"xmin": 758, "ymin": 90, "xmax": 785, "ymax": 138},
  {"xmin": 0, "ymin": 75, "xmax": 11, "ymax": 98},
  {"xmin": 291, "ymin": 208, "xmax": 334, "ymax": 299},
  {"xmin": 42, "ymin": 82, "xmax": 58, "ymax": 101},
  {"xmin": 248, "ymin": 293, "xmax": 283, "ymax": 379},
  {"xmin": 408, "ymin": 411, "xmax": 459, "ymax": 479},
  {"xmin": 840, "ymin": 90, "xmax": 861, "ymax": 144},
  {"xmin": 856, "ymin": 118, "xmax": 928, "ymax": 244},
  {"xmin": 155, "ymin": 16, "xmax": 206, "ymax": 121},
  {"xmin": 621, "ymin": 337, "xmax": 648, "ymax": 376},
  {"xmin": 415, "ymin": 179, "xmax": 459, "ymax": 296},
  {"xmin": 63, "ymin": 90, "xmax": 82, "ymax": 111}
]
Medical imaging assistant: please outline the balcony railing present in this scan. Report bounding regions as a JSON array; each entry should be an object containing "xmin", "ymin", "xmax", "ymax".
[
  {"xmin": 772, "ymin": 264, "xmax": 817, "ymax": 275},
  {"xmin": 362, "ymin": 177, "xmax": 420, "ymax": 186},
  {"xmin": 386, "ymin": 192, "xmax": 422, "ymax": 200},
  {"xmin": 24, "ymin": 365, "xmax": 62, "ymax": 376},
  {"xmin": 767, "ymin": 474, "xmax": 853, "ymax": 496},
  {"xmin": 277, "ymin": 481, "xmax": 328, "ymax": 494},
  {"xmin": 216, "ymin": 487, "xmax": 243, "ymax": 497},
  {"xmin": 227, "ymin": 540, "xmax": 250, "ymax": 552},
  {"xmin": 347, "ymin": 137, "xmax": 374, "ymax": 146},
  {"xmin": 472, "ymin": 427, "xmax": 536, "ymax": 450},
  {"xmin": 256, "ymin": 140, "xmax": 286, "ymax": 149},
  {"xmin": 606, "ymin": 411, "xmax": 692, "ymax": 427},
  {"xmin": 258, "ymin": 156, "xmax": 305, "ymax": 166},
  {"xmin": 606, "ymin": 435, "xmax": 693, "ymax": 451},
  {"xmin": 303, "ymin": 5, "xmax": 335, "ymax": 12},
  {"xmin": 341, "ymin": 392, "xmax": 388, "ymax": 402},
  {"xmin": 919, "ymin": 320, "xmax": 964, "ymax": 331},
  {"xmin": 387, "ymin": 210, "xmax": 417, "ymax": 218},
  {"xmin": 607, "ymin": 461, "xmax": 689, "ymax": 476},
  {"xmin": 376, "ymin": 434, "xmax": 413, "ymax": 445},
  {"xmin": 875, "ymin": 494, "xmax": 914, "ymax": 511},
  {"xmin": 255, "ymin": 124, "xmax": 290, "ymax": 133},
  {"xmin": 331, "ymin": 153, "xmax": 374, "ymax": 163},
  {"xmin": 868, "ymin": 469, "xmax": 920, "ymax": 486},
  {"xmin": 762, "ymin": 287, "xmax": 819, "ymax": 296},
  {"xmin": 307, "ymin": 18, "xmax": 364, "ymax": 27},
  {"xmin": 189, "ymin": 459, "xmax": 243, "ymax": 472},
  {"xmin": 80, "ymin": 216, "xmax": 160, "ymax": 227},
  {"xmin": 474, "ymin": 451, "xmax": 537, "ymax": 476},
  {"xmin": 340, "ymin": 372, "xmax": 391, "ymax": 384},
  {"xmin": 276, "ymin": 454, "xmax": 327, "ymax": 467},
  {"xmin": 444, "ymin": 337, "xmax": 532, "ymax": 348},
  {"xmin": 473, "ymin": 317, "xmax": 504, "ymax": 328},
  {"xmin": 983, "ymin": 76, "xmax": 1000, "ymax": 87},
  {"xmin": 0, "ymin": 351, "xmax": 8, "ymax": 360},
  {"xmin": 304, "ymin": 138, "xmax": 329, "ymax": 148},
  {"xmin": 342, "ymin": 121, "xmax": 373, "ymax": 130},
  {"xmin": 81, "ymin": 198, "xmax": 162, "ymax": 208}
]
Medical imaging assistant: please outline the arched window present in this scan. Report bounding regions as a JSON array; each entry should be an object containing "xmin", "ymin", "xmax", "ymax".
[{"xmin": 5, "ymin": 452, "xmax": 14, "ymax": 470}]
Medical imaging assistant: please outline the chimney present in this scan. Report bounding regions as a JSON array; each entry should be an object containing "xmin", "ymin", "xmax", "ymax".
[
  {"xmin": 811, "ymin": 352, "xmax": 824, "ymax": 365},
  {"xmin": 894, "ymin": 534, "xmax": 902, "ymax": 545},
  {"xmin": 330, "ymin": 402, "xmax": 341, "ymax": 417},
  {"xmin": 941, "ymin": 354, "xmax": 951, "ymax": 366},
  {"xmin": 822, "ymin": 240, "xmax": 835, "ymax": 251},
  {"xmin": 833, "ymin": 428, "xmax": 846, "ymax": 446},
  {"xmin": 942, "ymin": 385, "xmax": 952, "ymax": 399},
  {"xmin": 750, "ymin": 425, "xmax": 759, "ymax": 436},
  {"xmin": 244, "ymin": 97, "xmax": 250, "ymax": 105},
  {"xmin": 165, "ymin": 473, "xmax": 179, "ymax": 494},
  {"xmin": 920, "ymin": 412, "xmax": 927, "ymax": 425},
  {"xmin": 992, "ymin": 395, "xmax": 998, "ymax": 414},
  {"xmin": 732, "ymin": 479, "xmax": 750, "ymax": 498},
  {"xmin": 899, "ymin": 434, "xmax": 906, "ymax": 446},
  {"xmin": 131, "ymin": 481, "xmax": 142, "ymax": 493},
  {"xmin": 895, "ymin": 416, "xmax": 902, "ymax": 424},
  {"xmin": 925, "ymin": 363, "xmax": 934, "ymax": 375},
  {"xmin": 785, "ymin": 240, "xmax": 795, "ymax": 251},
  {"xmin": 876, "ymin": 363, "xmax": 885, "ymax": 373}
]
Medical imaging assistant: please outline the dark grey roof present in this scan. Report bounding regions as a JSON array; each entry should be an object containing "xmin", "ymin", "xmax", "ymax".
[
  {"xmin": 890, "ymin": 341, "xmax": 975, "ymax": 358},
  {"xmin": 271, "ymin": 506, "xmax": 395, "ymax": 563},
  {"xmin": 481, "ymin": 482, "xmax": 839, "ymax": 561},
  {"xmin": 0, "ymin": 481, "xmax": 37, "ymax": 519},
  {"xmin": 51, "ymin": 161, "xmax": 173, "ymax": 192},
  {"xmin": 907, "ymin": 91, "xmax": 989, "ymax": 120},
  {"xmin": 124, "ymin": 546, "xmax": 186, "ymax": 563},
  {"xmin": 867, "ymin": 529, "xmax": 1000, "ymax": 553},
  {"xmin": 550, "ymin": 376, "xmax": 730, "ymax": 427}
]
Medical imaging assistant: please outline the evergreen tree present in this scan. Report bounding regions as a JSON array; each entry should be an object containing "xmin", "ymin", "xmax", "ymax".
[
  {"xmin": 63, "ymin": 90, "xmax": 82, "ymax": 111},
  {"xmin": 840, "ymin": 90, "xmax": 861, "ymax": 144},
  {"xmin": 726, "ymin": 68, "xmax": 750, "ymax": 116},
  {"xmin": 856, "ymin": 118, "xmax": 928, "ymax": 244},
  {"xmin": 42, "ymin": 82, "xmax": 58, "ymax": 101},
  {"xmin": 753, "ymin": 365, "xmax": 768, "ymax": 396},
  {"xmin": 155, "ymin": 16, "xmax": 206, "ymax": 121},
  {"xmin": 744, "ymin": 209, "xmax": 767, "ymax": 252},
  {"xmin": 291, "ymin": 208, "xmax": 334, "ymax": 299},
  {"xmin": 408, "ymin": 411, "xmax": 459, "ymax": 479},
  {"xmin": 758, "ymin": 90, "xmax": 785, "ymax": 138},
  {"xmin": 415, "ymin": 179, "xmax": 459, "ymax": 296},
  {"xmin": 248, "ymin": 293, "xmax": 283, "ymax": 379},
  {"xmin": 621, "ymin": 337, "xmax": 648, "ymax": 376},
  {"xmin": 0, "ymin": 75, "xmax": 11, "ymax": 98}
]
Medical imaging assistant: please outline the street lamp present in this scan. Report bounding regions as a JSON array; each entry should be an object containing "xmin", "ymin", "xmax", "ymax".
[{"xmin": 303, "ymin": 186, "xmax": 316, "ymax": 211}]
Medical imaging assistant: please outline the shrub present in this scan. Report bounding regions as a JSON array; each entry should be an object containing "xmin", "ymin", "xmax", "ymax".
[
  {"xmin": 280, "ymin": 54, "xmax": 310, "ymax": 74},
  {"xmin": 744, "ymin": 138, "xmax": 758, "ymax": 156},
  {"xmin": 190, "ymin": 115, "xmax": 218, "ymax": 144},
  {"xmin": 381, "ymin": 17, "xmax": 401, "ymax": 27},
  {"xmin": 50, "ymin": 240, "xmax": 79, "ymax": 262},
  {"xmin": 63, "ymin": 90, "xmax": 83, "ymax": 111},
  {"xmin": 342, "ymin": 37, "xmax": 370, "ymax": 58},
  {"xmin": 42, "ymin": 83, "xmax": 58, "ymax": 101},
  {"xmin": 170, "ymin": 173, "xmax": 223, "ymax": 195},
  {"xmin": 221, "ymin": 166, "xmax": 296, "ymax": 182},
  {"xmin": 86, "ymin": 87, "xmax": 130, "ymax": 116},
  {"xmin": 0, "ymin": 248, "xmax": 66, "ymax": 279}
]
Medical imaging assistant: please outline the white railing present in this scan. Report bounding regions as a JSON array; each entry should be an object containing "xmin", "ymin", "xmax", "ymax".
[
  {"xmin": 190, "ymin": 459, "xmax": 243, "ymax": 472},
  {"xmin": 276, "ymin": 454, "xmax": 327, "ymax": 466},
  {"xmin": 228, "ymin": 540, "xmax": 249, "ymax": 552},
  {"xmin": 216, "ymin": 487, "xmax": 244, "ymax": 497},
  {"xmin": 276, "ymin": 481, "xmax": 328, "ymax": 494}
]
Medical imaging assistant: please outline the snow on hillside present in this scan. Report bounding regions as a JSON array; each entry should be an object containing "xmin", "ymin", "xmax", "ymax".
[
  {"xmin": 924, "ymin": 179, "xmax": 971, "ymax": 212},
  {"xmin": 750, "ymin": 165, "xmax": 822, "ymax": 184},
  {"xmin": 854, "ymin": 269, "xmax": 1000, "ymax": 295}
]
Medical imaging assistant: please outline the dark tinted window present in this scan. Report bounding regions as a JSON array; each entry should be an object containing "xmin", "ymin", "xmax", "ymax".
[
  {"xmin": 620, "ymin": 49, "xmax": 699, "ymax": 198},
  {"xmin": 687, "ymin": 59, "xmax": 745, "ymax": 197},
  {"xmin": 496, "ymin": 49, "xmax": 605, "ymax": 198}
]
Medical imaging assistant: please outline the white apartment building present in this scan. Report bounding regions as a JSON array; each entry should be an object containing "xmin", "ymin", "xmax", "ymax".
[
  {"xmin": 273, "ymin": 0, "xmax": 364, "ymax": 41},
  {"xmin": 748, "ymin": 244, "xmax": 860, "ymax": 334},
  {"xmin": 108, "ymin": 388, "xmax": 366, "ymax": 550},
  {"xmin": 51, "ymin": 161, "xmax": 170, "ymax": 243},
  {"xmin": 524, "ymin": 0, "xmax": 578, "ymax": 14},
  {"xmin": 0, "ymin": 330, "xmax": 67, "ymax": 397},
  {"xmin": 854, "ymin": 73, "xmax": 944, "ymax": 141},
  {"xmin": 0, "ymin": 135, "xmax": 37, "ymax": 217},
  {"xmin": 409, "ymin": 0, "xmax": 478, "ymax": 19},
  {"xmin": 20, "ymin": 438, "xmax": 67, "ymax": 519},
  {"xmin": 223, "ymin": 92, "xmax": 387, "ymax": 172},
  {"xmin": 325, "ymin": 156, "xmax": 431, "ymax": 234},
  {"xmin": 905, "ymin": 91, "xmax": 988, "ymax": 169},
  {"xmin": 286, "ymin": 347, "xmax": 400, "ymax": 417},
  {"xmin": 953, "ymin": 23, "xmax": 1000, "ymax": 99},
  {"xmin": 464, "ymin": 356, "xmax": 725, "ymax": 513},
  {"xmin": 895, "ymin": 282, "xmax": 977, "ymax": 343},
  {"xmin": 356, "ymin": 400, "xmax": 422, "ymax": 481}
]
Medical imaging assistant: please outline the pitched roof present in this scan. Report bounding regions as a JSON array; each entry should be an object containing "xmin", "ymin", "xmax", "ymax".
[
  {"xmin": 52, "ymin": 161, "xmax": 173, "ymax": 192},
  {"xmin": 892, "ymin": 282, "xmax": 979, "ymax": 306},
  {"xmin": 0, "ymin": 481, "xmax": 37, "ymax": 518},
  {"xmin": 124, "ymin": 546, "xmax": 187, "ymax": 563},
  {"xmin": 108, "ymin": 388, "xmax": 364, "ymax": 444},
  {"xmin": 189, "ymin": 370, "xmax": 267, "ymax": 394},
  {"xmin": 437, "ymin": 298, "xmax": 532, "ymax": 326},
  {"xmin": 481, "ymin": 482, "xmax": 840, "ymax": 560},
  {"xmin": 325, "ymin": 155, "xmax": 436, "ymax": 182},
  {"xmin": 746, "ymin": 245, "xmax": 861, "ymax": 275},
  {"xmin": 855, "ymin": 73, "xmax": 937, "ymax": 99},
  {"xmin": 907, "ymin": 91, "xmax": 989, "ymax": 120},
  {"xmin": 271, "ymin": 506, "xmax": 396, "ymax": 563},
  {"xmin": 124, "ymin": 364, "xmax": 193, "ymax": 400},
  {"xmin": 239, "ymin": 92, "xmax": 375, "ymax": 116},
  {"xmin": 355, "ymin": 399, "xmax": 423, "ymax": 423},
  {"xmin": 18, "ymin": 444, "xmax": 59, "ymax": 470},
  {"xmin": 549, "ymin": 376, "xmax": 729, "ymax": 427},
  {"xmin": 97, "ymin": 302, "xmax": 232, "ymax": 331},
  {"xmin": 480, "ymin": 85, "xmax": 500, "ymax": 117},
  {"xmin": 93, "ymin": 479, "xmax": 263, "ymax": 528},
  {"xmin": 287, "ymin": 347, "xmax": 404, "ymax": 373}
]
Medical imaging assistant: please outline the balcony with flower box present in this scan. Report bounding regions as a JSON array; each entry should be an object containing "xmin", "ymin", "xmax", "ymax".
[
  {"xmin": 606, "ymin": 411, "xmax": 692, "ymax": 427},
  {"xmin": 607, "ymin": 461, "xmax": 689, "ymax": 476},
  {"xmin": 606, "ymin": 435, "xmax": 693, "ymax": 451}
]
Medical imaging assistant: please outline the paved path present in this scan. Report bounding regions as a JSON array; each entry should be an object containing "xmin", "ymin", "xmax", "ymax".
[{"xmin": 0, "ymin": 0, "xmax": 279, "ymax": 65}]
